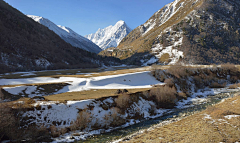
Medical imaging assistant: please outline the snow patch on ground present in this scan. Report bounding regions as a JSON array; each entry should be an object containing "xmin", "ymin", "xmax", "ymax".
[
  {"xmin": 152, "ymin": 37, "xmax": 184, "ymax": 65},
  {"xmin": 22, "ymin": 97, "xmax": 169, "ymax": 142},
  {"xmin": 224, "ymin": 115, "xmax": 240, "ymax": 119},
  {"xmin": 1, "ymin": 71, "xmax": 163, "ymax": 97}
]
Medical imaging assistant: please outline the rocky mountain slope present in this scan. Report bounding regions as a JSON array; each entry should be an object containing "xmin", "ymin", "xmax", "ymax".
[
  {"xmin": 28, "ymin": 15, "xmax": 102, "ymax": 54},
  {"xmin": 0, "ymin": 1, "xmax": 119, "ymax": 73},
  {"xmin": 85, "ymin": 20, "xmax": 132, "ymax": 50},
  {"xmin": 100, "ymin": 0, "xmax": 240, "ymax": 65}
]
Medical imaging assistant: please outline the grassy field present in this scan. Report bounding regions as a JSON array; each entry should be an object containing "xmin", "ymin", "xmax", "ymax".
[
  {"xmin": 0, "ymin": 66, "xmax": 146, "ymax": 79},
  {"xmin": 45, "ymin": 88, "xmax": 151, "ymax": 101},
  {"xmin": 124, "ymin": 93, "xmax": 240, "ymax": 143},
  {"xmin": 1, "ymin": 65, "xmax": 239, "ymax": 79}
]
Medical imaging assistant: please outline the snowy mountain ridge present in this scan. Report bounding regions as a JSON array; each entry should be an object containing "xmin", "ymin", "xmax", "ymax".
[
  {"xmin": 28, "ymin": 15, "xmax": 102, "ymax": 53},
  {"xmin": 140, "ymin": 0, "xmax": 186, "ymax": 35},
  {"xmin": 85, "ymin": 20, "xmax": 132, "ymax": 50}
]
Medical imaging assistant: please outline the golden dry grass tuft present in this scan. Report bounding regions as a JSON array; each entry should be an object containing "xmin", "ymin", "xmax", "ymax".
[{"xmin": 159, "ymin": 53, "xmax": 170, "ymax": 63}]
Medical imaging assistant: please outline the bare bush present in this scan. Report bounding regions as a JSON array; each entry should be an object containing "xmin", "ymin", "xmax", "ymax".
[
  {"xmin": 221, "ymin": 63, "xmax": 236, "ymax": 70},
  {"xmin": 26, "ymin": 98, "xmax": 36, "ymax": 104},
  {"xmin": 0, "ymin": 104, "xmax": 16, "ymax": 140},
  {"xmin": 228, "ymin": 84, "xmax": 238, "ymax": 89},
  {"xmin": 150, "ymin": 86, "xmax": 177, "ymax": 108},
  {"xmin": 115, "ymin": 94, "xmax": 131, "ymax": 109},
  {"xmin": 210, "ymin": 82, "xmax": 226, "ymax": 88},
  {"xmin": 70, "ymin": 110, "xmax": 91, "ymax": 131},
  {"xmin": 49, "ymin": 125, "xmax": 60, "ymax": 138},
  {"xmin": 178, "ymin": 92, "xmax": 188, "ymax": 100},
  {"xmin": 164, "ymin": 78, "xmax": 175, "ymax": 87},
  {"xmin": 167, "ymin": 65, "xmax": 188, "ymax": 78},
  {"xmin": 110, "ymin": 107, "xmax": 125, "ymax": 127}
]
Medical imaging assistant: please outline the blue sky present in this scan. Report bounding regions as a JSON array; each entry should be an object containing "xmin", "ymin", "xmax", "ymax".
[{"xmin": 4, "ymin": 0, "xmax": 173, "ymax": 36}]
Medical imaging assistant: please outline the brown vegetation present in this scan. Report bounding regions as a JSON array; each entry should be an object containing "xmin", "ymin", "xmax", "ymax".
[
  {"xmin": 115, "ymin": 93, "xmax": 131, "ymax": 109},
  {"xmin": 229, "ymin": 83, "xmax": 240, "ymax": 89},
  {"xmin": 149, "ymin": 86, "xmax": 177, "ymax": 108},
  {"xmin": 126, "ymin": 94, "xmax": 240, "ymax": 143}
]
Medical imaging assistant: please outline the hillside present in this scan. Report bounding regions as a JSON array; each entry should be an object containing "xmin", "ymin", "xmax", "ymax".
[
  {"xmin": 27, "ymin": 15, "xmax": 102, "ymax": 54},
  {"xmin": 100, "ymin": 0, "xmax": 240, "ymax": 65},
  {"xmin": 0, "ymin": 1, "xmax": 119, "ymax": 73},
  {"xmin": 85, "ymin": 20, "xmax": 132, "ymax": 50}
]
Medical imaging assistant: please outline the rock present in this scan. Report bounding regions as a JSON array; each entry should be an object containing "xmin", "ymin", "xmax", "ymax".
[
  {"xmin": 197, "ymin": 95, "xmax": 204, "ymax": 98},
  {"xmin": 32, "ymin": 96, "xmax": 45, "ymax": 101},
  {"xmin": 173, "ymin": 115, "xmax": 177, "ymax": 118},
  {"xmin": 123, "ymin": 89, "xmax": 129, "ymax": 93},
  {"xmin": 70, "ymin": 136, "xmax": 75, "ymax": 139},
  {"xmin": 115, "ymin": 89, "xmax": 123, "ymax": 94}
]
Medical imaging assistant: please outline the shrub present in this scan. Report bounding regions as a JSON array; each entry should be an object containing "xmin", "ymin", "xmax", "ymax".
[
  {"xmin": 159, "ymin": 53, "xmax": 170, "ymax": 63},
  {"xmin": 221, "ymin": 63, "xmax": 236, "ymax": 71},
  {"xmin": 26, "ymin": 98, "xmax": 36, "ymax": 104},
  {"xmin": 71, "ymin": 110, "xmax": 91, "ymax": 131},
  {"xmin": 0, "ymin": 104, "xmax": 16, "ymax": 140},
  {"xmin": 167, "ymin": 65, "xmax": 188, "ymax": 78},
  {"xmin": 49, "ymin": 125, "xmax": 60, "ymax": 138},
  {"xmin": 115, "ymin": 93, "xmax": 131, "ymax": 109},
  {"xmin": 228, "ymin": 84, "xmax": 238, "ymax": 89},
  {"xmin": 164, "ymin": 78, "xmax": 175, "ymax": 87},
  {"xmin": 178, "ymin": 92, "xmax": 188, "ymax": 100},
  {"xmin": 210, "ymin": 82, "xmax": 226, "ymax": 88},
  {"xmin": 110, "ymin": 107, "xmax": 125, "ymax": 127},
  {"xmin": 150, "ymin": 86, "xmax": 177, "ymax": 108}
]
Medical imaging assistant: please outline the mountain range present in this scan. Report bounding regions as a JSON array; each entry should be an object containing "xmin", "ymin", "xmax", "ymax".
[
  {"xmin": 85, "ymin": 20, "xmax": 132, "ymax": 50},
  {"xmin": 1, "ymin": 0, "xmax": 240, "ymax": 73},
  {"xmin": 100, "ymin": 0, "xmax": 240, "ymax": 65},
  {"xmin": 0, "ymin": 0, "xmax": 120, "ymax": 73},
  {"xmin": 27, "ymin": 15, "xmax": 102, "ymax": 54}
]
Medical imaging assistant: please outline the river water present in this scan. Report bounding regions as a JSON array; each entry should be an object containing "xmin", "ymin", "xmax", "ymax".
[{"xmin": 76, "ymin": 91, "xmax": 238, "ymax": 143}]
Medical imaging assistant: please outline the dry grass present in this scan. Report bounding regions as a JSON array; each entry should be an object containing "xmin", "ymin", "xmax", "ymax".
[
  {"xmin": 149, "ymin": 86, "xmax": 177, "ymax": 108},
  {"xmin": 229, "ymin": 83, "xmax": 240, "ymax": 89},
  {"xmin": 44, "ymin": 88, "xmax": 150, "ymax": 102},
  {"xmin": 0, "ymin": 66, "xmax": 152, "ymax": 79},
  {"xmin": 210, "ymin": 82, "xmax": 226, "ymax": 88},
  {"xmin": 124, "ymin": 94, "xmax": 240, "ymax": 143},
  {"xmin": 159, "ymin": 53, "xmax": 170, "ymax": 63},
  {"xmin": 116, "ymin": 0, "xmax": 204, "ymax": 59},
  {"xmin": 115, "ymin": 94, "xmax": 131, "ymax": 109}
]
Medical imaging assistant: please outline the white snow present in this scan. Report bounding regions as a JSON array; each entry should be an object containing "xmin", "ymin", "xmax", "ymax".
[
  {"xmin": 4, "ymin": 86, "xmax": 30, "ymax": 96},
  {"xmin": 23, "ymin": 99, "xmax": 94, "ymax": 127},
  {"xmin": 35, "ymin": 58, "xmax": 51, "ymax": 68},
  {"xmin": 141, "ymin": 0, "xmax": 185, "ymax": 35},
  {"xmin": 85, "ymin": 20, "xmax": 132, "ymax": 50},
  {"xmin": 20, "ymin": 72, "xmax": 36, "ymax": 77},
  {"xmin": 142, "ymin": 57, "xmax": 158, "ymax": 66},
  {"xmin": 1, "ymin": 71, "xmax": 163, "ymax": 97},
  {"xmin": 152, "ymin": 37, "xmax": 184, "ymax": 65},
  {"xmin": 203, "ymin": 114, "xmax": 212, "ymax": 119},
  {"xmin": 22, "ymin": 96, "xmax": 169, "ymax": 142},
  {"xmin": 28, "ymin": 15, "xmax": 101, "ymax": 53},
  {"xmin": 224, "ymin": 115, "xmax": 240, "ymax": 119}
]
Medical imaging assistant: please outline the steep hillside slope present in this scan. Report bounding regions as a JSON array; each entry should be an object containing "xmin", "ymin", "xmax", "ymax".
[
  {"xmin": 28, "ymin": 15, "xmax": 102, "ymax": 54},
  {"xmin": 0, "ymin": 1, "xmax": 118, "ymax": 73},
  {"xmin": 102, "ymin": 0, "xmax": 240, "ymax": 65},
  {"xmin": 85, "ymin": 20, "xmax": 132, "ymax": 50}
]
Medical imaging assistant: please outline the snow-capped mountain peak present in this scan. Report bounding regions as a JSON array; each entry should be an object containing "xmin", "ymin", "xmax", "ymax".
[
  {"xmin": 85, "ymin": 20, "xmax": 132, "ymax": 50},
  {"xmin": 27, "ymin": 15, "xmax": 102, "ymax": 53}
]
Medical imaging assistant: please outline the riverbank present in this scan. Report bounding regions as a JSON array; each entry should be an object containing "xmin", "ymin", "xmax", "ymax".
[
  {"xmin": 1, "ymin": 65, "xmax": 240, "ymax": 142},
  {"xmin": 116, "ymin": 92, "xmax": 240, "ymax": 143}
]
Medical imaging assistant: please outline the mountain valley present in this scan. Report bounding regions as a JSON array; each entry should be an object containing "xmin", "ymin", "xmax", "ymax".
[{"xmin": 0, "ymin": 0, "xmax": 240, "ymax": 142}]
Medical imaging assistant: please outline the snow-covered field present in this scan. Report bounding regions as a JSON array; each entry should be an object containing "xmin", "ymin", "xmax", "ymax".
[{"xmin": 1, "ymin": 71, "xmax": 162, "ymax": 97}]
